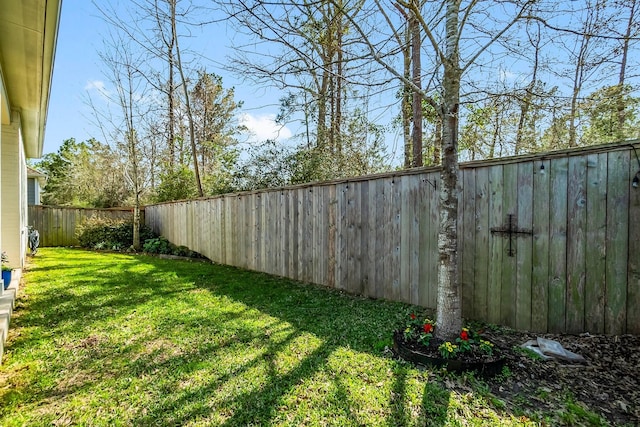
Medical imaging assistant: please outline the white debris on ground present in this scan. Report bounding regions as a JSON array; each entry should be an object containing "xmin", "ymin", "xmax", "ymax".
[{"xmin": 520, "ymin": 337, "xmax": 587, "ymax": 363}]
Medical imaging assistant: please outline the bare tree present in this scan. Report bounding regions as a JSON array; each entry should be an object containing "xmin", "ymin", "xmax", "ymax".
[
  {"xmin": 540, "ymin": 0, "xmax": 612, "ymax": 147},
  {"xmin": 94, "ymin": 34, "xmax": 151, "ymax": 249},
  {"xmin": 94, "ymin": 0, "xmax": 207, "ymax": 195},
  {"xmin": 221, "ymin": 0, "xmax": 391, "ymax": 176}
]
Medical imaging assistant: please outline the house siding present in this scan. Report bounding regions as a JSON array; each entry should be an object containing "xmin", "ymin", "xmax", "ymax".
[{"xmin": 1, "ymin": 111, "xmax": 27, "ymax": 269}]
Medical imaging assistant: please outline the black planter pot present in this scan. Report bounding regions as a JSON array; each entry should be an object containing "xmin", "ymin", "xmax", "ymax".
[{"xmin": 392, "ymin": 330, "xmax": 505, "ymax": 377}]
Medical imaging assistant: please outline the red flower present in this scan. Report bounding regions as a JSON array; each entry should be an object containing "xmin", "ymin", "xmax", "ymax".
[
  {"xmin": 410, "ymin": 313, "xmax": 416, "ymax": 320},
  {"xmin": 460, "ymin": 330, "xmax": 469, "ymax": 341},
  {"xmin": 423, "ymin": 323, "xmax": 433, "ymax": 334}
]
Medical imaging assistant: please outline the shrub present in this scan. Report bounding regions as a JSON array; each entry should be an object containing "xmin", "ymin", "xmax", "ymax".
[
  {"xmin": 142, "ymin": 237, "xmax": 174, "ymax": 255},
  {"xmin": 142, "ymin": 237, "xmax": 204, "ymax": 259},
  {"xmin": 77, "ymin": 216, "xmax": 204, "ymax": 258},
  {"xmin": 76, "ymin": 216, "xmax": 156, "ymax": 250}
]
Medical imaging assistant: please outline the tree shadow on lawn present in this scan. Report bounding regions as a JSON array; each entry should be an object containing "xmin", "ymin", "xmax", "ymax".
[{"xmin": 6, "ymin": 249, "xmax": 534, "ymax": 426}]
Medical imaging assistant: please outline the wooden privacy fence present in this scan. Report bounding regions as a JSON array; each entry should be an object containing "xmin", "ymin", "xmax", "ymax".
[
  {"xmin": 27, "ymin": 205, "xmax": 139, "ymax": 247},
  {"xmin": 145, "ymin": 142, "xmax": 637, "ymax": 334}
]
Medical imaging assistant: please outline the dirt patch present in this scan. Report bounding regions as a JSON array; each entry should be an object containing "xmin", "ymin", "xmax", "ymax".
[{"xmin": 480, "ymin": 328, "xmax": 640, "ymax": 425}]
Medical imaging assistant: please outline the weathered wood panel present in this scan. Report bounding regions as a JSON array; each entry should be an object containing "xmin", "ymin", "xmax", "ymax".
[
  {"xmin": 531, "ymin": 159, "xmax": 550, "ymax": 333},
  {"xmin": 473, "ymin": 167, "xmax": 490, "ymax": 321},
  {"xmin": 516, "ymin": 162, "xmax": 533, "ymax": 331},
  {"xmin": 585, "ymin": 153, "xmax": 607, "ymax": 334},
  {"xmin": 417, "ymin": 174, "xmax": 437, "ymax": 308},
  {"xmin": 548, "ymin": 157, "xmax": 568, "ymax": 333},
  {"xmin": 566, "ymin": 156, "xmax": 587, "ymax": 333},
  {"xmin": 605, "ymin": 150, "xmax": 629, "ymax": 334},
  {"xmin": 28, "ymin": 205, "xmax": 138, "ymax": 247},
  {"xmin": 363, "ymin": 180, "xmax": 381, "ymax": 298},
  {"xmin": 390, "ymin": 178, "xmax": 402, "ymax": 302},
  {"xmin": 487, "ymin": 165, "xmax": 503, "ymax": 324},
  {"xmin": 461, "ymin": 168, "xmax": 476, "ymax": 319},
  {"xmin": 360, "ymin": 181, "xmax": 371, "ymax": 297},
  {"xmin": 379, "ymin": 178, "xmax": 393, "ymax": 301},
  {"xmin": 500, "ymin": 163, "xmax": 518, "ymax": 327},
  {"xmin": 627, "ymin": 152, "xmax": 640, "ymax": 334},
  {"xmin": 141, "ymin": 142, "xmax": 639, "ymax": 334}
]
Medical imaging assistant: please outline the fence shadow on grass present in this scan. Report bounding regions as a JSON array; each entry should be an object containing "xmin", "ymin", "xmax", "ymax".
[{"xmin": 5, "ymin": 248, "xmax": 536, "ymax": 426}]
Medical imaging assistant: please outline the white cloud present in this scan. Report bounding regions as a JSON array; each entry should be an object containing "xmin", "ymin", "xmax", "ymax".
[
  {"xmin": 500, "ymin": 69, "xmax": 517, "ymax": 81},
  {"xmin": 239, "ymin": 113, "xmax": 292, "ymax": 142},
  {"xmin": 84, "ymin": 79, "xmax": 110, "ymax": 96}
]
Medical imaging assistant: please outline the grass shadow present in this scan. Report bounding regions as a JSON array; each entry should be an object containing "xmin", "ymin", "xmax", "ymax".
[{"xmin": 1, "ymin": 248, "xmax": 539, "ymax": 426}]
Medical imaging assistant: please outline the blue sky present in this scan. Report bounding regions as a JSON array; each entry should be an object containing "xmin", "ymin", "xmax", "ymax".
[{"xmin": 43, "ymin": 0, "xmax": 293, "ymax": 157}]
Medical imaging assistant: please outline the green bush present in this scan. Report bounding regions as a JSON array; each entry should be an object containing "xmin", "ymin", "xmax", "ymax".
[
  {"xmin": 77, "ymin": 216, "xmax": 204, "ymax": 258},
  {"xmin": 76, "ymin": 217, "xmax": 156, "ymax": 250},
  {"xmin": 142, "ymin": 237, "xmax": 204, "ymax": 259},
  {"xmin": 142, "ymin": 237, "xmax": 174, "ymax": 254}
]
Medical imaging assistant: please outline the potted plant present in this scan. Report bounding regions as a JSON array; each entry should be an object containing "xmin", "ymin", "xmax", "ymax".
[{"xmin": 2, "ymin": 251, "xmax": 12, "ymax": 290}]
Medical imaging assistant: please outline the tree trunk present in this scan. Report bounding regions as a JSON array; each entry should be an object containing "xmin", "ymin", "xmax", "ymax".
[
  {"xmin": 168, "ymin": 34, "xmax": 176, "ymax": 169},
  {"xmin": 515, "ymin": 23, "xmax": 541, "ymax": 155},
  {"xmin": 336, "ymin": 17, "xmax": 344, "ymax": 155},
  {"xmin": 569, "ymin": 84, "xmax": 580, "ymax": 147},
  {"xmin": 616, "ymin": 0, "xmax": 635, "ymax": 140},
  {"xmin": 435, "ymin": 0, "xmax": 462, "ymax": 342},
  {"xmin": 318, "ymin": 71, "xmax": 329, "ymax": 149},
  {"xmin": 410, "ymin": 5, "xmax": 423, "ymax": 167},
  {"xmin": 402, "ymin": 23, "xmax": 412, "ymax": 168},
  {"xmin": 133, "ymin": 203, "xmax": 141, "ymax": 250},
  {"xmin": 172, "ymin": 2, "xmax": 203, "ymax": 197}
]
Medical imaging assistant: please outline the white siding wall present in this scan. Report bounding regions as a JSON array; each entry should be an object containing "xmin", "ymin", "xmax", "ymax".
[{"xmin": 1, "ymin": 111, "xmax": 26, "ymax": 269}]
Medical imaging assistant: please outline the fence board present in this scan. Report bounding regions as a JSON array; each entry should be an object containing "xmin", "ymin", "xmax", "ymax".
[
  {"xmin": 378, "ymin": 178, "xmax": 392, "ymax": 300},
  {"xmin": 584, "ymin": 154, "xmax": 607, "ymax": 334},
  {"xmin": 417, "ymin": 176, "xmax": 430, "ymax": 307},
  {"xmin": 327, "ymin": 185, "xmax": 337, "ymax": 288},
  {"xmin": 548, "ymin": 157, "xmax": 568, "ymax": 333},
  {"xmin": 461, "ymin": 169, "xmax": 476, "ymax": 318},
  {"xmin": 566, "ymin": 156, "xmax": 587, "ymax": 333},
  {"xmin": 285, "ymin": 191, "xmax": 294, "ymax": 280},
  {"xmin": 360, "ymin": 181, "xmax": 370, "ymax": 297},
  {"xmin": 320, "ymin": 186, "xmax": 330, "ymax": 286},
  {"xmin": 304, "ymin": 188, "xmax": 314, "ymax": 282},
  {"xmin": 473, "ymin": 167, "xmax": 490, "ymax": 320},
  {"xmin": 400, "ymin": 176, "xmax": 412, "ymax": 303},
  {"xmin": 516, "ymin": 162, "xmax": 533, "ymax": 331},
  {"xmin": 605, "ymin": 150, "xmax": 629, "ymax": 334},
  {"xmin": 221, "ymin": 197, "xmax": 229, "ymax": 265},
  {"xmin": 488, "ymin": 166, "xmax": 503, "ymax": 324},
  {"xmin": 349, "ymin": 183, "xmax": 363, "ymax": 295},
  {"xmin": 500, "ymin": 163, "xmax": 518, "ymax": 327},
  {"xmin": 255, "ymin": 194, "xmax": 263, "ymax": 271},
  {"xmin": 426, "ymin": 174, "xmax": 439, "ymax": 309},
  {"xmin": 531, "ymin": 159, "xmax": 550, "ymax": 332},
  {"xmin": 406, "ymin": 176, "xmax": 420, "ymax": 305},
  {"xmin": 337, "ymin": 184, "xmax": 347, "ymax": 290},
  {"xmin": 243, "ymin": 197, "xmax": 252, "ymax": 270},
  {"xmin": 627, "ymin": 152, "xmax": 640, "ymax": 334},
  {"xmin": 391, "ymin": 178, "xmax": 402, "ymax": 302}
]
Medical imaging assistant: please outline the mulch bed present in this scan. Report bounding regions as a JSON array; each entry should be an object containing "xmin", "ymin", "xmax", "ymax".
[{"xmin": 471, "ymin": 328, "xmax": 639, "ymax": 425}]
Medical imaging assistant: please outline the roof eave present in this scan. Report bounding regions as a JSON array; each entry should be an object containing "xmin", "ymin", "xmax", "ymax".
[{"xmin": 0, "ymin": 0, "xmax": 63, "ymax": 159}]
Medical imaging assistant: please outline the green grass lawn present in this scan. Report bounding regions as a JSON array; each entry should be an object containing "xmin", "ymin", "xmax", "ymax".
[{"xmin": 1, "ymin": 248, "xmax": 543, "ymax": 426}]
